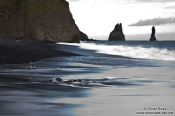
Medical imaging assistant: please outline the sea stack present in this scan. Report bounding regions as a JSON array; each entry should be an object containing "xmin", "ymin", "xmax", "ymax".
[
  {"xmin": 108, "ymin": 23, "xmax": 125, "ymax": 41},
  {"xmin": 0, "ymin": 0, "xmax": 88, "ymax": 43},
  {"xmin": 150, "ymin": 26, "xmax": 157, "ymax": 41}
]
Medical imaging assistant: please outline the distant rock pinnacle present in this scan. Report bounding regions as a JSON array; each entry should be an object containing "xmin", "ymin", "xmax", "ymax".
[
  {"xmin": 150, "ymin": 26, "xmax": 157, "ymax": 41},
  {"xmin": 108, "ymin": 23, "xmax": 125, "ymax": 41}
]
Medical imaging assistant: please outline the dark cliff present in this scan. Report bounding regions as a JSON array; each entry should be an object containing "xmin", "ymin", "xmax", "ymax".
[
  {"xmin": 108, "ymin": 23, "xmax": 125, "ymax": 41},
  {"xmin": 150, "ymin": 26, "xmax": 157, "ymax": 41},
  {"xmin": 0, "ymin": 0, "xmax": 88, "ymax": 43}
]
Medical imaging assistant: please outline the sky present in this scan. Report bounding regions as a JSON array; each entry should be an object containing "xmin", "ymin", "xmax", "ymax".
[{"xmin": 66, "ymin": 0, "xmax": 175, "ymax": 40}]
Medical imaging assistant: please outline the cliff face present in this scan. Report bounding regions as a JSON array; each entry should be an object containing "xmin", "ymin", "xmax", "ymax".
[
  {"xmin": 108, "ymin": 23, "xmax": 125, "ymax": 41},
  {"xmin": 0, "ymin": 0, "xmax": 88, "ymax": 43}
]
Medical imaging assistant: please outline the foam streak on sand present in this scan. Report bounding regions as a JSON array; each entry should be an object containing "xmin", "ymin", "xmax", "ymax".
[{"xmin": 59, "ymin": 42, "xmax": 175, "ymax": 61}]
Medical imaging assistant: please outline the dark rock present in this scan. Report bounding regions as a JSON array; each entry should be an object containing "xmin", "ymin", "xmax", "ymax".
[
  {"xmin": 55, "ymin": 78, "xmax": 63, "ymax": 83},
  {"xmin": 73, "ymin": 31, "xmax": 97, "ymax": 42},
  {"xmin": 109, "ymin": 23, "xmax": 125, "ymax": 41},
  {"xmin": 150, "ymin": 26, "xmax": 157, "ymax": 41},
  {"xmin": 0, "ymin": 0, "xmax": 88, "ymax": 43},
  {"xmin": 72, "ymin": 31, "xmax": 89, "ymax": 43}
]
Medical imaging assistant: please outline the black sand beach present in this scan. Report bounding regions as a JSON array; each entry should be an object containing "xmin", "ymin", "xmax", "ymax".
[
  {"xmin": 0, "ymin": 39, "xmax": 78, "ymax": 64},
  {"xmin": 0, "ymin": 41, "xmax": 175, "ymax": 116}
]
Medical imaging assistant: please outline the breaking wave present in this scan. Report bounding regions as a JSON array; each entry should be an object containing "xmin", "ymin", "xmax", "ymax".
[{"xmin": 59, "ymin": 42, "xmax": 175, "ymax": 61}]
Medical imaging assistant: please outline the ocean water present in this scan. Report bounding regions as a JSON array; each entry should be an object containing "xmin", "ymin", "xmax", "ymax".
[{"xmin": 0, "ymin": 41, "xmax": 175, "ymax": 116}]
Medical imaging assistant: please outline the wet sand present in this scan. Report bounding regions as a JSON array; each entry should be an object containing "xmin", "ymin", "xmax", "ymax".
[{"xmin": 0, "ymin": 42, "xmax": 175, "ymax": 116}]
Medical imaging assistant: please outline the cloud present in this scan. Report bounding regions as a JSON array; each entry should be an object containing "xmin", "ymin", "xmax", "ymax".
[
  {"xmin": 135, "ymin": 0, "xmax": 175, "ymax": 3},
  {"xmin": 129, "ymin": 17, "xmax": 175, "ymax": 26},
  {"xmin": 165, "ymin": 6, "xmax": 175, "ymax": 9},
  {"xmin": 67, "ymin": 0, "xmax": 175, "ymax": 3},
  {"xmin": 68, "ymin": 0, "xmax": 80, "ymax": 1}
]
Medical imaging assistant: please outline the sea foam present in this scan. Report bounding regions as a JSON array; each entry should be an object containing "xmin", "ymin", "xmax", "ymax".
[{"xmin": 58, "ymin": 42, "xmax": 175, "ymax": 61}]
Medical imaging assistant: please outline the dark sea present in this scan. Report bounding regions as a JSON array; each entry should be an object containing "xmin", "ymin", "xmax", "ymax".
[{"xmin": 0, "ymin": 41, "xmax": 175, "ymax": 116}]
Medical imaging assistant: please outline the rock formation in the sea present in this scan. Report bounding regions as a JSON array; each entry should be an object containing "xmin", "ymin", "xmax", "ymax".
[
  {"xmin": 108, "ymin": 23, "xmax": 125, "ymax": 41},
  {"xmin": 0, "ymin": 0, "xmax": 88, "ymax": 43},
  {"xmin": 150, "ymin": 26, "xmax": 157, "ymax": 41}
]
